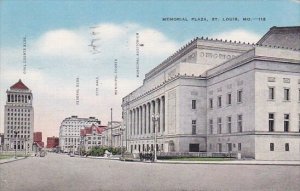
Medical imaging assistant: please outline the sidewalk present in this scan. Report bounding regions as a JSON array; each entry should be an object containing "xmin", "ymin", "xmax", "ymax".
[
  {"xmin": 0, "ymin": 157, "xmax": 26, "ymax": 165},
  {"xmin": 65, "ymin": 154, "xmax": 300, "ymax": 166},
  {"xmin": 156, "ymin": 159, "xmax": 300, "ymax": 166}
]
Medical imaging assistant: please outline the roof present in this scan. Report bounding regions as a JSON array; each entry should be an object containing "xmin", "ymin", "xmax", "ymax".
[
  {"xmin": 80, "ymin": 124, "xmax": 107, "ymax": 136},
  {"xmin": 10, "ymin": 79, "xmax": 29, "ymax": 90},
  {"xmin": 257, "ymin": 26, "xmax": 300, "ymax": 50}
]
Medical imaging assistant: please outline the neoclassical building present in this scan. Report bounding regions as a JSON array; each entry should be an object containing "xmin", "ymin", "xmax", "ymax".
[
  {"xmin": 59, "ymin": 116, "xmax": 100, "ymax": 152},
  {"xmin": 122, "ymin": 26, "xmax": 300, "ymax": 160},
  {"xmin": 4, "ymin": 79, "xmax": 34, "ymax": 151}
]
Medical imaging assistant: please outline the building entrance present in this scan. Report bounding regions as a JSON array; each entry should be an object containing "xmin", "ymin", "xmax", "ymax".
[{"xmin": 189, "ymin": 144, "xmax": 199, "ymax": 152}]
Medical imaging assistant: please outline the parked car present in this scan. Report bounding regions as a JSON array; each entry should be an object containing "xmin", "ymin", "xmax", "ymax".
[
  {"xmin": 70, "ymin": 153, "xmax": 75, "ymax": 157},
  {"xmin": 120, "ymin": 151, "xmax": 140, "ymax": 162},
  {"xmin": 40, "ymin": 151, "xmax": 46, "ymax": 157}
]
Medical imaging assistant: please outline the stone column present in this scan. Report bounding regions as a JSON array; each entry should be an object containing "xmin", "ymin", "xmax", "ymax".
[
  {"xmin": 133, "ymin": 109, "xmax": 136, "ymax": 136},
  {"xmin": 144, "ymin": 105, "xmax": 147, "ymax": 134},
  {"xmin": 145, "ymin": 104, "xmax": 149, "ymax": 135},
  {"xmin": 140, "ymin": 106, "xmax": 143, "ymax": 136},
  {"xmin": 158, "ymin": 98, "xmax": 162, "ymax": 133},
  {"xmin": 148, "ymin": 103, "xmax": 151, "ymax": 134},
  {"xmin": 155, "ymin": 99, "xmax": 159, "ymax": 133},
  {"xmin": 162, "ymin": 96, "xmax": 165, "ymax": 132},
  {"xmin": 159, "ymin": 97, "xmax": 162, "ymax": 133},
  {"xmin": 149, "ymin": 101, "xmax": 153, "ymax": 133},
  {"xmin": 137, "ymin": 108, "xmax": 139, "ymax": 135},
  {"xmin": 130, "ymin": 110, "xmax": 132, "ymax": 137}
]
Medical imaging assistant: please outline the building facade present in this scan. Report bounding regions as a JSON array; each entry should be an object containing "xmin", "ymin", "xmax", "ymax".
[
  {"xmin": 101, "ymin": 121, "xmax": 124, "ymax": 148},
  {"xmin": 59, "ymin": 116, "xmax": 100, "ymax": 152},
  {"xmin": 4, "ymin": 79, "xmax": 34, "ymax": 151},
  {"xmin": 33, "ymin": 132, "xmax": 44, "ymax": 148},
  {"xmin": 80, "ymin": 124, "xmax": 106, "ymax": 151},
  {"xmin": 0, "ymin": 133, "xmax": 4, "ymax": 151},
  {"xmin": 122, "ymin": 26, "xmax": 300, "ymax": 160},
  {"xmin": 46, "ymin": 136, "xmax": 59, "ymax": 149}
]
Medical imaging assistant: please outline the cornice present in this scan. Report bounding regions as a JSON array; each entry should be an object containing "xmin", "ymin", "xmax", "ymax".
[
  {"xmin": 145, "ymin": 37, "xmax": 256, "ymax": 81},
  {"xmin": 122, "ymin": 74, "xmax": 206, "ymax": 107}
]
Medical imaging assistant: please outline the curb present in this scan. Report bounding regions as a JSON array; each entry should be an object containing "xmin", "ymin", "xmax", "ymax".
[
  {"xmin": 155, "ymin": 161, "xmax": 300, "ymax": 166},
  {"xmin": 66, "ymin": 155, "xmax": 300, "ymax": 166},
  {"xmin": 0, "ymin": 157, "xmax": 27, "ymax": 165}
]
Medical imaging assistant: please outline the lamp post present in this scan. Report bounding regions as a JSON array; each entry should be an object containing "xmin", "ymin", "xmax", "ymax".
[
  {"xmin": 110, "ymin": 108, "xmax": 113, "ymax": 148},
  {"xmin": 120, "ymin": 126, "xmax": 126, "ymax": 158},
  {"xmin": 24, "ymin": 138, "xmax": 28, "ymax": 157},
  {"xmin": 123, "ymin": 111, "xmax": 128, "ymax": 150},
  {"xmin": 14, "ymin": 130, "xmax": 19, "ymax": 159},
  {"xmin": 151, "ymin": 113, "xmax": 159, "ymax": 162}
]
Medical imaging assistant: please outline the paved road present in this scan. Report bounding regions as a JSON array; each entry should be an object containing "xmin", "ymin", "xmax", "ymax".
[{"xmin": 1, "ymin": 153, "xmax": 299, "ymax": 191}]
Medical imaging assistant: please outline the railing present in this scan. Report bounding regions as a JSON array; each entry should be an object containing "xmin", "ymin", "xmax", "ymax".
[
  {"xmin": 158, "ymin": 152, "xmax": 207, "ymax": 157},
  {"xmin": 158, "ymin": 152, "xmax": 237, "ymax": 158}
]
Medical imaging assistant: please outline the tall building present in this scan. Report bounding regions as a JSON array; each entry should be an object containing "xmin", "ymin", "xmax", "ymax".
[
  {"xmin": 4, "ymin": 79, "xmax": 34, "ymax": 151},
  {"xmin": 59, "ymin": 116, "xmax": 101, "ymax": 152},
  {"xmin": 122, "ymin": 26, "xmax": 300, "ymax": 160},
  {"xmin": 46, "ymin": 136, "xmax": 59, "ymax": 149},
  {"xmin": 0, "ymin": 133, "xmax": 4, "ymax": 151}
]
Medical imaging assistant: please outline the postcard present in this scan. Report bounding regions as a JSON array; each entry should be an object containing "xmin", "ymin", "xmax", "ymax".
[{"xmin": 0, "ymin": 0, "xmax": 300, "ymax": 191}]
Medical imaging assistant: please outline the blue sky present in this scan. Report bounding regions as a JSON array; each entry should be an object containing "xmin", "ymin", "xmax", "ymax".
[
  {"xmin": 1, "ymin": 0, "xmax": 300, "ymax": 46},
  {"xmin": 0, "ymin": 0, "xmax": 299, "ymax": 141}
]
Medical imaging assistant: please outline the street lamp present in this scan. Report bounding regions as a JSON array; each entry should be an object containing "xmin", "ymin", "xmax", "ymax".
[
  {"xmin": 14, "ymin": 130, "xmax": 19, "ymax": 159},
  {"xmin": 24, "ymin": 138, "xmax": 28, "ymax": 157},
  {"xmin": 151, "ymin": 113, "xmax": 159, "ymax": 162},
  {"xmin": 123, "ymin": 111, "xmax": 128, "ymax": 150},
  {"xmin": 119, "ymin": 125, "xmax": 126, "ymax": 158}
]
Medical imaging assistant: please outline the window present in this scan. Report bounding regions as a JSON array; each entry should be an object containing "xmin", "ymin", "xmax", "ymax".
[
  {"xmin": 192, "ymin": 100, "xmax": 196, "ymax": 109},
  {"xmin": 227, "ymin": 93, "xmax": 232, "ymax": 105},
  {"xmin": 237, "ymin": 115, "xmax": 243, "ymax": 132},
  {"xmin": 270, "ymin": 143, "xmax": 274, "ymax": 151},
  {"xmin": 285, "ymin": 143, "xmax": 289, "ymax": 151},
  {"xmin": 209, "ymin": 98, "xmax": 213, "ymax": 109},
  {"xmin": 217, "ymin": 143, "xmax": 222, "ymax": 152},
  {"xmin": 298, "ymin": 114, "xmax": 300, "ymax": 132},
  {"xmin": 217, "ymin": 118, "xmax": 222, "ymax": 134},
  {"xmin": 284, "ymin": 114, "xmax": 289, "ymax": 132},
  {"xmin": 269, "ymin": 113, "xmax": 275, "ymax": 132},
  {"xmin": 227, "ymin": 143, "xmax": 232, "ymax": 152},
  {"xmin": 269, "ymin": 87, "xmax": 275, "ymax": 100},
  {"xmin": 209, "ymin": 119, "xmax": 213, "ymax": 134},
  {"xmin": 237, "ymin": 90, "xmax": 243, "ymax": 103},
  {"xmin": 284, "ymin": 88, "xmax": 290, "ymax": 101},
  {"xmin": 238, "ymin": 143, "xmax": 242, "ymax": 151},
  {"xmin": 217, "ymin": 96, "xmax": 222, "ymax": 107},
  {"xmin": 192, "ymin": 120, "xmax": 196, "ymax": 135},
  {"xmin": 227, "ymin": 116, "xmax": 232, "ymax": 133}
]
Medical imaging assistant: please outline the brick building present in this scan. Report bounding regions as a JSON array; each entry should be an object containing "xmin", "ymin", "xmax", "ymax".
[
  {"xmin": 33, "ymin": 132, "xmax": 44, "ymax": 148},
  {"xmin": 46, "ymin": 136, "xmax": 59, "ymax": 149}
]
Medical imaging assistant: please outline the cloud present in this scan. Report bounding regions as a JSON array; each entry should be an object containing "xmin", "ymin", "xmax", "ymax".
[
  {"xmin": 0, "ymin": 22, "xmax": 182, "ymax": 142},
  {"xmin": 35, "ymin": 29, "xmax": 88, "ymax": 57},
  {"xmin": 129, "ymin": 28, "xmax": 179, "ymax": 57},
  {"xmin": 291, "ymin": 0, "xmax": 300, "ymax": 3},
  {"xmin": 211, "ymin": 29, "xmax": 261, "ymax": 43}
]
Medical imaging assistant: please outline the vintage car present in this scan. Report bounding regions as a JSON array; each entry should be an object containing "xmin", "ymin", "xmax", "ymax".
[{"xmin": 119, "ymin": 151, "xmax": 140, "ymax": 161}]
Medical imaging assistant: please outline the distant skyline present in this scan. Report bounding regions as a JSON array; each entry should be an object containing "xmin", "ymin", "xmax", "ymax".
[{"xmin": 1, "ymin": 0, "xmax": 299, "ymax": 142}]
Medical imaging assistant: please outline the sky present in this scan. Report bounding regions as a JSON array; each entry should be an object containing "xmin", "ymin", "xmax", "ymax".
[{"xmin": 0, "ymin": 0, "xmax": 300, "ymax": 142}]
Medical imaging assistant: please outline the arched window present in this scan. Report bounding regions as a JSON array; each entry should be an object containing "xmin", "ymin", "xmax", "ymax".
[
  {"xmin": 285, "ymin": 143, "xmax": 289, "ymax": 151},
  {"xmin": 169, "ymin": 140, "xmax": 175, "ymax": 152}
]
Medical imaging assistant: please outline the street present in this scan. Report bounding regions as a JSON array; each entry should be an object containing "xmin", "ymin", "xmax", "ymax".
[{"xmin": 0, "ymin": 153, "xmax": 299, "ymax": 191}]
